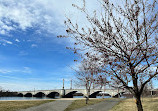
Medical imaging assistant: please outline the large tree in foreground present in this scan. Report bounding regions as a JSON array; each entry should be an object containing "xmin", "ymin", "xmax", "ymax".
[{"xmin": 59, "ymin": 0, "xmax": 158, "ymax": 110}]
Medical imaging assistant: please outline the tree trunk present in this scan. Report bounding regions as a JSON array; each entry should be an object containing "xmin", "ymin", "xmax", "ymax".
[
  {"xmin": 86, "ymin": 96, "xmax": 89, "ymax": 104},
  {"xmin": 135, "ymin": 95, "xmax": 143, "ymax": 111},
  {"xmin": 85, "ymin": 89, "xmax": 90, "ymax": 104}
]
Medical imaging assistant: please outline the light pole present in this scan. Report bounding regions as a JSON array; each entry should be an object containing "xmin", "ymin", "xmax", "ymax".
[
  {"xmin": 61, "ymin": 79, "xmax": 65, "ymax": 98},
  {"xmin": 63, "ymin": 79, "xmax": 65, "ymax": 89},
  {"xmin": 102, "ymin": 78, "xmax": 106, "ymax": 99},
  {"xmin": 70, "ymin": 79, "xmax": 72, "ymax": 89}
]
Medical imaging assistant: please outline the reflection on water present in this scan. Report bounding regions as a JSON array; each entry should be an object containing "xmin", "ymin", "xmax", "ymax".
[
  {"xmin": 73, "ymin": 96, "xmax": 111, "ymax": 98},
  {"xmin": 0, "ymin": 96, "xmax": 125, "ymax": 100},
  {"xmin": 96, "ymin": 96, "xmax": 111, "ymax": 98},
  {"xmin": 73, "ymin": 96, "xmax": 84, "ymax": 98},
  {"xmin": 0, "ymin": 97, "xmax": 54, "ymax": 100},
  {"xmin": 73, "ymin": 96, "xmax": 126, "ymax": 98}
]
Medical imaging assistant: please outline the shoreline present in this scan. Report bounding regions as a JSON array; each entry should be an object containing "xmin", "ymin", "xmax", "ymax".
[{"xmin": 0, "ymin": 98, "xmax": 88, "ymax": 101}]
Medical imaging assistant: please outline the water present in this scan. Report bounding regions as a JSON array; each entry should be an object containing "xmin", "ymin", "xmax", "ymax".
[
  {"xmin": 0, "ymin": 96, "xmax": 115, "ymax": 101},
  {"xmin": 96, "ymin": 96, "xmax": 111, "ymax": 98},
  {"xmin": 73, "ymin": 96, "xmax": 111, "ymax": 98},
  {"xmin": 73, "ymin": 96, "xmax": 84, "ymax": 98},
  {"xmin": 0, "ymin": 97, "xmax": 54, "ymax": 101},
  {"xmin": 73, "ymin": 96, "xmax": 126, "ymax": 98}
]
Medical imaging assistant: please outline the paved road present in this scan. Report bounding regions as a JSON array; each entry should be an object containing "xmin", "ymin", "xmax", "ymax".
[
  {"xmin": 72, "ymin": 99, "xmax": 122, "ymax": 111},
  {"xmin": 18, "ymin": 100, "xmax": 74, "ymax": 111}
]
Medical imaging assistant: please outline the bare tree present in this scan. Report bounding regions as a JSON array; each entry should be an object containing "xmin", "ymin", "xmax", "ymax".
[
  {"xmin": 95, "ymin": 75, "xmax": 108, "ymax": 90},
  {"xmin": 59, "ymin": 0, "xmax": 158, "ymax": 111},
  {"xmin": 74, "ymin": 59, "xmax": 101, "ymax": 104},
  {"xmin": 109, "ymin": 79, "xmax": 125, "ymax": 98}
]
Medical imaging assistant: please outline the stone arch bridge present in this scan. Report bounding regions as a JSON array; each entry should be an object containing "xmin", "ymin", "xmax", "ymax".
[{"xmin": 17, "ymin": 89, "xmax": 127, "ymax": 98}]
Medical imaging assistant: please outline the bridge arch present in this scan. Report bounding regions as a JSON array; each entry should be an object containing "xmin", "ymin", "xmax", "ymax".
[
  {"xmin": 99, "ymin": 92, "xmax": 111, "ymax": 97},
  {"xmin": 113, "ymin": 92, "xmax": 126, "ymax": 98},
  {"xmin": 64, "ymin": 91, "xmax": 78, "ymax": 98},
  {"xmin": 24, "ymin": 93, "xmax": 33, "ymax": 97},
  {"xmin": 17, "ymin": 93, "xmax": 24, "ymax": 97},
  {"xmin": 73, "ymin": 91, "xmax": 84, "ymax": 98},
  {"xmin": 34, "ymin": 92, "xmax": 46, "ymax": 97},
  {"xmin": 89, "ymin": 91, "xmax": 102, "ymax": 98},
  {"xmin": 47, "ymin": 92, "xmax": 60, "ymax": 98}
]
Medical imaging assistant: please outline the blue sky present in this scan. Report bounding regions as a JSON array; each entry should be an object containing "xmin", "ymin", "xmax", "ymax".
[
  {"xmin": 0, "ymin": 0, "xmax": 94, "ymax": 91},
  {"xmin": 0, "ymin": 0, "xmax": 157, "ymax": 91},
  {"xmin": 0, "ymin": 0, "xmax": 104, "ymax": 91},
  {"xmin": 0, "ymin": 30, "xmax": 77, "ymax": 91}
]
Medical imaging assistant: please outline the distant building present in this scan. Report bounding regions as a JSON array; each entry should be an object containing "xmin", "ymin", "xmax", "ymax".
[{"xmin": 152, "ymin": 89, "xmax": 158, "ymax": 95}]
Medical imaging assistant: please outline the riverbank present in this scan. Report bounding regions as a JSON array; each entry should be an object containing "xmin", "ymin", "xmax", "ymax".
[{"xmin": 0, "ymin": 98, "xmax": 85, "ymax": 101}]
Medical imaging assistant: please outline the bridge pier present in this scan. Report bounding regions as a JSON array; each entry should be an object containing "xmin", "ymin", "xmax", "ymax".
[{"xmin": 60, "ymin": 89, "xmax": 65, "ymax": 98}]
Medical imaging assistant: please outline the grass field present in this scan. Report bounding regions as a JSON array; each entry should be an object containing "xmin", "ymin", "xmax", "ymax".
[
  {"xmin": 110, "ymin": 97, "xmax": 158, "ymax": 111},
  {"xmin": 64, "ymin": 98, "xmax": 107, "ymax": 111},
  {"xmin": 0, "ymin": 100, "xmax": 54, "ymax": 111}
]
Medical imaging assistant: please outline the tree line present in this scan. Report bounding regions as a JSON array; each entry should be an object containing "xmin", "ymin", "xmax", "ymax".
[{"xmin": 0, "ymin": 87, "xmax": 17, "ymax": 97}]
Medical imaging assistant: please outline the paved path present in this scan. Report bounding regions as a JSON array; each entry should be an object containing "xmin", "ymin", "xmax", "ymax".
[
  {"xmin": 72, "ymin": 99, "xmax": 122, "ymax": 111},
  {"xmin": 18, "ymin": 100, "xmax": 74, "ymax": 111}
]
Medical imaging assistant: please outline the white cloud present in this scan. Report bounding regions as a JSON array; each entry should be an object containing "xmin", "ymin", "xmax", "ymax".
[
  {"xmin": 31, "ymin": 44, "xmax": 38, "ymax": 48},
  {"xmin": 0, "ymin": 0, "xmax": 63, "ymax": 35},
  {"xmin": 15, "ymin": 39, "xmax": 20, "ymax": 42},
  {"xmin": 0, "ymin": 0, "xmax": 100, "ymax": 36},
  {"xmin": 0, "ymin": 69, "xmax": 12, "ymax": 74},
  {"xmin": 0, "ymin": 39, "xmax": 13, "ymax": 45},
  {"xmin": 0, "ymin": 81, "xmax": 63, "ymax": 91},
  {"xmin": 0, "ymin": 75, "xmax": 20, "ymax": 80},
  {"xmin": 0, "ymin": 67, "xmax": 32, "ymax": 74},
  {"xmin": 18, "ymin": 51, "xmax": 28, "ymax": 56},
  {"xmin": 23, "ymin": 67, "xmax": 32, "ymax": 73},
  {"xmin": 4, "ymin": 40, "xmax": 13, "ymax": 44}
]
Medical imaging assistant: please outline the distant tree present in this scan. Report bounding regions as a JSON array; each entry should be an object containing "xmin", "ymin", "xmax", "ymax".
[
  {"xmin": 59, "ymin": 0, "xmax": 158, "ymax": 110},
  {"xmin": 0, "ymin": 86, "xmax": 2, "ymax": 91},
  {"xmin": 74, "ymin": 59, "xmax": 101, "ymax": 104},
  {"xmin": 149, "ymin": 79, "xmax": 154, "ymax": 90},
  {"xmin": 109, "ymin": 79, "xmax": 124, "ymax": 98},
  {"xmin": 95, "ymin": 75, "xmax": 108, "ymax": 90}
]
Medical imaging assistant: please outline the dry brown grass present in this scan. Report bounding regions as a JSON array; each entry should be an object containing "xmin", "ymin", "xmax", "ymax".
[
  {"xmin": 110, "ymin": 97, "xmax": 158, "ymax": 111},
  {"xmin": 64, "ymin": 98, "xmax": 108, "ymax": 111},
  {"xmin": 0, "ymin": 100, "xmax": 54, "ymax": 111}
]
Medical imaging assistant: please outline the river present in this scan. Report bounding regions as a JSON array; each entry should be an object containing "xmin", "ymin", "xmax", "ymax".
[{"xmin": 0, "ymin": 96, "xmax": 111, "ymax": 100}]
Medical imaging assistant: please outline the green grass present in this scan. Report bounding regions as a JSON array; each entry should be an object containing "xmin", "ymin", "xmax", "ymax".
[
  {"xmin": 64, "ymin": 98, "xmax": 108, "ymax": 111},
  {"xmin": 109, "ymin": 97, "xmax": 158, "ymax": 111},
  {"xmin": 0, "ymin": 100, "xmax": 54, "ymax": 111}
]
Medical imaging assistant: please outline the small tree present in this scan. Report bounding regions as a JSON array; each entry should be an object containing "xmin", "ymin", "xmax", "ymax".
[
  {"xmin": 59, "ymin": 0, "xmax": 158, "ymax": 110},
  {"xmin": 95, "ymin": 75, "xmax": 109, "ymax": 98},
  {"xmin": 109, "ymin": 79, "xmax": 124, "ymax": 98},
  {"xmin": 95, "ymin": 75, "xmax": 108, "ymax": 90},
  {"xmin": 74, "ymin": 59, "xmax": 101, "ymax": 104}
]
